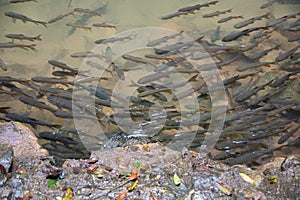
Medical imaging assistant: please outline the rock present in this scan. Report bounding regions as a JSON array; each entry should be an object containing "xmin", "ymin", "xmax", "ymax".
[
  {"xmin": 0, "ymin": 122, "xmax": 48, "ymax": 163},
  {"xmin": 0, "ymin": 143, "xmax": 13, "ymax": 174}
]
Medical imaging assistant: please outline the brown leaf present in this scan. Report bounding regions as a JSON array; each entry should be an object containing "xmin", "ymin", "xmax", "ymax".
[
  {"xmin": 116, "ymin": 191, "xmax": 127, "ymax": 200},
  {"xmin": 22, "ymin": 191, "xmax": 34, "ymax": 200},
  {"xmin": 129, "ymin": 167, "xmax": 138, "ymax": 180}
]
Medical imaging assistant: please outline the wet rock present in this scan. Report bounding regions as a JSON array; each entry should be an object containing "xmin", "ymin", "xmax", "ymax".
[
  {"xmin": 0, "ymin": 144, "xmax": 13, "ymax": 178},
  {"xmin": 0, "ymin": 122, "xmax": 48, "ymax": 163}
]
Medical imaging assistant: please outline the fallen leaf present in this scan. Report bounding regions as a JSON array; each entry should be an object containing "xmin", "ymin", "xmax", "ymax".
[
  {"xmin": 22, "ymin": 191, "xmax": 34, "ymax": 200},
  {"xmin": 129, "ymin": 167, "xmax": 138, "ymax": 180},
  {"xmin": 268, "ymin": 175, "xmax": 278, "ymax": 184},
  {"xmin": 133, "ymin": 162, "xmax": 140, "ymax": 168},
  {"xmin": 127, "ymin": 179, "xmax": 138, "ymax": 191},
  {"xmin": 116, "ymin": 191, "xmax": 127, "ymax": 200},
  {"xmin": 239, "ymin": 173, "xmax": 257, "ymax": 186},
  {"xmin": 48, "ymin": 179, "xmax": 56, "ymax": 189},
  {"xmin": 216, "ymin": 183, "xmax": 232, "ymax": 196},
  {"xmin": 173, "ymin": 173, "xmax": 181, "ymax": 186},
  {"xmin": 62, "ymin": 188, "xmax": 73, "ymax": 200}
]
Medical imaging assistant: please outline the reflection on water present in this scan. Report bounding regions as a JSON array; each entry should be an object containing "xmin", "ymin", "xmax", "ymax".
[{"xmin": 0, "ymin": 0, "xmax": 300, "ymax": 165}]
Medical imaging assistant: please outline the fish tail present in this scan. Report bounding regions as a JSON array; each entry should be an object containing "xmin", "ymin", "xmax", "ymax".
[
  {"xmin": 0, "ymin": 107, "xmax": 10, "ymax": 114},
  {"xmin": 28, "ymin": 44, "xmax": 37, "ymax": 51},
  {"xmin": 40, "ymin": 22, "xmax": 48, "ymax": 28},
  {"xmin": 35, "ymin": 34, "xmax": 42, "ymax": 41}
]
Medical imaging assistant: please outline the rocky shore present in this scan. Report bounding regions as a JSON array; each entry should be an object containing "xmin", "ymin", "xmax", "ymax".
[{"xmin": 0, "ymin": 122, "xmax": 299, "ymax": 200}]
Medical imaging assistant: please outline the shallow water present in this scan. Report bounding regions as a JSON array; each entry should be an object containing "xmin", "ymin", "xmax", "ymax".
[{"xmin": 0, "ymin": 0, "xmax": 300, "ymax": 162}]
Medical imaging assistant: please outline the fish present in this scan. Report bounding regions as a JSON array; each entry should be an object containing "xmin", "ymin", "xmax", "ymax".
[
  {"xmin": 234, "ymin": 13, "xmax": 270, "ymax": 29},
  {"xmin": 4, "ymin": 112, "xmax": 60, "ymax": 128},
  {"xmin": 48, "ymin": 11, "xmax": 74, "ymax": 24},
  {"xmin": 222, "ymin": 27, "xmax": 269, "ymax": 42},
  {"xmin": 137, "ymin": 70, "xmax": 173, "ymax": 84},
  {"xmin": 0, "ymin": 42, "xmax": 36, "ymax": 51},
  {"xmin": 275, "ymin": 44, "xmax": 300, "ymax": 62},
  {"xmin": 236, "ymin": 61, "xmax": 275, "ymax": 71},
  {"xmin": 271, "ymin": 70, "xmax": 300, "ymax": 87},
  {"xmin": 161, "ymin": 11, "xmax": 189, "ymax": 20},
  {"xmin": 260, "ymin": 1, "xmax": 276, "ymax": 9},
  {"xmin": 131, "ymin": 82, "xmax": 168, "ymax": 102},
  {"xmin": 232, "ymin": 78, "xmax": 253, "ymax": 97},
  {"xmin": 92, "ymin": 22, "xmax": 117, "ymax": 30},
  {"xmin": 95, "ymin": 35, "xmax": 133, "ymax": 44},
  {"xmin": 154, "ymin": 40, "xmax": 194, "ymax": 54},
  {"xmin": 48, "ymin": 60, "xmax": 78, "ymax": 73},
  {"xmin": 18, "ymin": 95, "xmax": 56, "ymax": 112},
  {"xmin": 217, "ymin": 15, "xmax": 244, "ymax": 23},
  {"xmin": 67, "ymin": 3, "xmax": 107, "ymax": 36},
  {"xmin": 172, "ymin": 83, "xmax": 204, "ymax": 100},
  {"xmin": 0, "ymin": 58, "xmax": 8, "ymax": 71},
  {"xmin": 39, "ymin": 132, "xmax": 79, "ymax": 145},
  {"xmin": 52, "ymin": 70, "xmax": 77, "ymax": 77},
  {"xmin": 203, "ymin": 9, "xmax": 232, "ymax": 18},
  {"xmin": 250, "ymin": 45, "xmax": 280, "ymax": 61},
  {"xmin": 283, "ymin": 18, "xmax": 300, "ymax": 30},
  {"xmin": 5, "ymin": 11, "xmax": 47, "ymax": 27},
  {"xmin": 65, "ymin": 23, "xmax": 92, "ymax": 31},
  {"xmin": 288, "ymin": 35, "xmax": 300, "ymax": 42},
  {"xmin": 266, "ymin": 11, "xmax": 300, "ymax": 27},
  {"xmin": 5, "ymin": 34, "xmax": 42, "ymax": 42},
  {"xmin": 122, "ymin": 54, "xmax": 156, "ymax": 66},
  {"xmin": 111, "ymin": 62, "xmax": 125, "ymax": 80},
  {"xmin": 137, "ymin": 87, "xmax": 170, "ymax": 98},
  {"xmin": 31, "ymin": 76, "xmax": 73, "ymax": 85},
  {"xmin": 214, "ymin": 140, "xmax": 265, "ymax": 150},
  {"xmin": 226, "ymin": 147, "xmax": 279, "ymax": 166},
  {"xmin": 211, "ymin": 26, "xmax": 221, "ymax": 43},
  {"xmin": 9, "ymin": 0, "xmax": 37, "ymax": 3},
  {"xmin": 278, "ymin": 125, "xmax": 300, "ymax": 144},
  {"xmin": 144, "ymin": 53, "xmax": 181, "ymax": 61},
  {"xmin": 70, "ymin": 51, "xmax": 104, "ymax": 59},
  {"xmin": 287, "ymin": 137, "xmax": 300, "ymax": 147},
  {"xmin": 247, "ymin": 86, "xmax": 285, "ymax": 106},
  {"xmin": 178, "ymin": 1, "xmax": 219, "ymax": 12},
  {"xmin": 73, "ymin": 8, "xmax": 102, "ymax": 17},
  {"xmin": 235, "ymin": 80, "xmax": 272, "ymax": 102},
  {"xmin": 0, "ymin": 75, "xmax": 28, "ymax": 83},
  {"xmin": 223, "ymin": 73, "xmax": 255, "ymax": 86},
  {"xmin": 147, "ymin": 30, "xmax": 184, "ymax": 47}
]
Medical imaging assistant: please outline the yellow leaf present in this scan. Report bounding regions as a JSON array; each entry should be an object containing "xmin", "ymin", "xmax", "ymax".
[
  {"xmin": 216, "ymin": 183, "xmax": 232, "ymax": 196},
  {"xmin": 268, "ymin": 176, "xmax": 278, "ymax": 183},
  {"xmin": 62, "ymin": 188, "xmax": 73, "ymax": 200},
  {"xmin": 173, "ymin": 173, "xmax": 181, "ymax": 186},
  {"xmin": 239, "ymin": 173, "xmax": 257, "ymax": 186},
  {"xmin": 127, "ymin": 179, "xmax": 138, "ymax": 191}
]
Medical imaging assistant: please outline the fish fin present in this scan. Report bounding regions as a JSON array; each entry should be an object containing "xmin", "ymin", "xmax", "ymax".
[
  {"xmin": 128, "ymin": 80, "xmax": 139, "ymax": 87},
  {"xmin": 51, "ymin": 124, "xmax": 62, "ymax": 129},
  {"xmin": 35, "ymin": 34, "xmax": 42, "ymax": 41},
  {"xmin": 40, "ymin": 22, "xmax": 47, "ymax": 28},
  {"xmin": 12, "ymin": 18, "xmax": 16, "ymax": 23},
  {"xmin": 30, "ymin": 124, "xmax": 38, "ymax": 129},
  {"xmin": 20, "ymin": 46, "xmax": 30, "ymax": 51},
  {"xmin": 27, "ymin": 45, "xmax": 36, "ymax": 51},
  {"xmin": 22, "ymin": 19, "xmax": 27, "ymax": 23},
  {"xmin": 188, "ymin": 74, "xmax": 199, "ymax": 82},
  {"xmin": 0, "ymin": 107, "xmax": 10, "ymax": 114}
]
